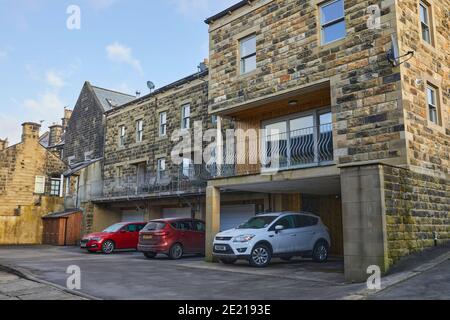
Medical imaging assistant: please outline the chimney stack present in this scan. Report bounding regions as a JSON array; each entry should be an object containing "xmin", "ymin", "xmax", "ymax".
[
  {"xmin": 21, "ymin": 122, "xmax": 41, "ymax": 143},
  {"xmin": 0, "ymin": 138, "xmax": 8, "ymax": 151},
  {"xmin": 62, "ymin": 107, "xmax": 73, "ymax": 132},
  {"xmin": 49, "ymin": 123, "xmax": 63, "ymax": 147}
]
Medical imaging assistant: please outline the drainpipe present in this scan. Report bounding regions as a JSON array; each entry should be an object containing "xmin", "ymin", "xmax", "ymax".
[{"xmin": 433, "ymin": 231, "xmax": 439, "ymax": 247}]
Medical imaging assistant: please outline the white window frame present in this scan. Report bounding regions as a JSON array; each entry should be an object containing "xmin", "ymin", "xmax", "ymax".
[
  {"xmin": 427, "ymin": 85, "xmax": 440, "ymax": 125},
  {"xmin": 320, "ymin": 0, "xmax": 346, "ymax": 45},
  {"xmin": 159, "ymin": 112, "xmax": 167, "ymax": 136},
  {"xmin": 181, "ymin": 104, "xmax": 191, "ymax": 130},
  {"xmin": 136, "ymin": 119, "xmax": 144, "ymax": 143},
  {"xmin": 157, "ymin": 158, "xmax": 166, "ymax": 180},
  {"xmin": 119, "ymin": 125, "xmax": 126, "ymax": 147},
  {"xmin": 50, "ymin": 178, "xmax": 61, "ymax": 197},
  {"xmin": 239, "ymin": 34, "xmax": 257, "ymax": 74},
  {"xmin": 419, "ymin": 1, "xmax": 432, "ymax": 45},
  {"xmin": 34, "ymin": 176, "xmax": 46, "ymax": 194}
]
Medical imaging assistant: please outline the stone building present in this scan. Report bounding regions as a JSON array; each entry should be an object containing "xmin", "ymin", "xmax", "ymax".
[
  {"xmin": 40, "ymin": 108, "xmax": 73, "ymax": 159},
  {"xmin": 86, "ymin": 69, "xmax": 266, "ymax": 233},
  {"xmin": 0, "ymin": 123, "xmax": 67, "ymax": 244},
  {"xmin": 62, "ymin": 82, "xmax": 135, "ymax": 232},
  {"xmin": 204, "ymin": 0, "xmax": 449, "ymax": 282}
]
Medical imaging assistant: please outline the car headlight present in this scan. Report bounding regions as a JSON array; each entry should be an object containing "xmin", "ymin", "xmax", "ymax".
[
  {"xmin": 90, "ymin": 237, "xmax": 101, "ymax": 241},
  {"xmin": 233, "ymin": 235, "xmax": 255, "ymax": 243}
]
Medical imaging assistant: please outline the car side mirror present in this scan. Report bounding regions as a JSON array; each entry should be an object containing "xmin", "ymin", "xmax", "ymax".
[{"xmin": 275, "ymin": 225, "xmax": 284, "ymax": 233}]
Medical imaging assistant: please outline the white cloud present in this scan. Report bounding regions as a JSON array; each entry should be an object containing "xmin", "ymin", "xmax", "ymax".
[
  {"xmin": 0, "ymin": 114, "xmax": 22, "ymax": 145},
  {"xmin": 106, "ymin": 42, "xmax": 143, "ymax": 75},
  {"xmin": 46, "ymin": 70, "xmax": 65, "ymax": 89},
  {"xmin": 23, "ymin": 92, "xmax": 64, "ymax": 112}
]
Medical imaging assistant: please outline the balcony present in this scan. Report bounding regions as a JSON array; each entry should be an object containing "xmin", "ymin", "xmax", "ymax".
[
  {"xmin": 101, "ymin": 164, "xmax": 211, "ymax": 199},
  {"xmin": 210, "ymin": 123, "xmax": 334, "ymax": 178}
]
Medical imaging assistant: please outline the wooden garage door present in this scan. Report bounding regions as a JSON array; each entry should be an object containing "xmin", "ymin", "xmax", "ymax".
[{"xmin": 301, "ymin": 195, "xmax": 343, "ymax": 256}]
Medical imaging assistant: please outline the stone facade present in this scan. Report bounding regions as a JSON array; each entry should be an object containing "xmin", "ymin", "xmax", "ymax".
[
  {"xmin": 102, "ymin": 71, "xmax": 213, "ymax": 195},
  {"xmin": 384, "ymin": 165, "xmax": 450, "ymax": 265},
  {"xmin": 64, "ymin": 82, "xmax": 135, "ymax": 165},
  {"xmin": 0, "ymin": 123, "xmax": 66, "ymax": 244},
  {"xmin": 207, "ymin": 0, "xmax": 406, "ymax": 167}
]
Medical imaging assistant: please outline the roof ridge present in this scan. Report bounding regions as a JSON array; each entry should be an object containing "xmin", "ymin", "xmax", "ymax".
[{"xmin": 90, "ymin": 85, "xmax": 136, "ymax": 98}]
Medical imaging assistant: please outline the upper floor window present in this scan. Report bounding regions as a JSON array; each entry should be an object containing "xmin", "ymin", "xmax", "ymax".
[
  {"xmin": 427, "ymin": 85, "xmax": 440, "ymax": 125},
  {"xmin": 34, "ymin": 176, "xmax": 46, "ymax": 194},
  {"xmin": 181, "ymin": 104, "xmax": 191, "ymax": 129},
  {"xmin": 136, "ymin": 119, "xmax": 144, "ymax": 143},
  {"xmin": 157, "ymin": 158, "xmax": 166, "ymax": 179},
  {"xmin": 239, "ymin": 34, "xmax": 256, "ymax": 74},
  {"xmin": 119, "ymin": 125, "xmax": 126, "ymax": 147},
  {"xmin": 159, "ymin": 112, "xmax": 167, "ymax": 136},
  {"xmin": 320, "ymin": 0, "xmax": 346, "ymax": 45},
  {"xmin": 419, "ymin": 1, "xmax": 432, "ymax": 45},
  {"xmin": 50, "ymin": 178, "xmax": 61, "ymax": 197}
]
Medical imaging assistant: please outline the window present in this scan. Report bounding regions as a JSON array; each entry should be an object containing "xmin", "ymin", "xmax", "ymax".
[
  {"xmin": 182, "ymin": 158, "xmax": 193, "ymax": 178},
  {"xmin": 420, "ymin": 1, "xmax": 432, "ymax": 44},
  {"xmin": 211, "ymin": 115, "xmax": 218, "ymax": 125},
  {"xmin": 271, "ymin": 215, "xmax": 296, "ymax": 230},
  {"xmin": 159, "ymin": 112, "xmax": 167, "ymax": 136},
  {"xmin": 427, "ymin": 85, "xmax": 440, "ymax": 125},
  {"xmin": 119, "ymin": 125, "xmax": 126, "ymax": 146},
  {"xmin": 320, "ymin": 0, "xmax": 346, "ymax": 45},
  {"xmin": 136, "ymin": 120, "xmax": 144, "ymax": 143},
  {"xmin": 171, "ymin": 220, "xmax": 193, "ymax": 231},
  {"xmin": 50, "ymin": 178, "xmax": 61, "ymax": 196},
  {"xmin": 84, "ymin": 151, "xmax": 93, "ymax": 161},
  {"xmin": 239, "ymin": 34, "xmax": 256, "ymax": 74},
  {"xmin": 295, "ymin": 215, "xmax": 319, "ymax": 228},
  {"xmin": 34, "ymin": 176, "xmax": 46, "ymax": 194},
  {"xmin": 157, "ymin": 158, "xmax": 166, "ymax": 179},
  {"xmin": 181, "ymin": 104, "xmax": 191, "ymax": 129},
  {"xmin": 193, "ymin": 221, "xmax": 205, "ymax": 232},
  {"xmin": 68, "ymin": 156, "xmax": 75, "ymax": 166}
]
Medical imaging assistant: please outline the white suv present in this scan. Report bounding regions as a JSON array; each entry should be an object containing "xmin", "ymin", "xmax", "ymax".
[{"xmin": 213, "ymin": 212, "xmax": 331, "ymax": 267}]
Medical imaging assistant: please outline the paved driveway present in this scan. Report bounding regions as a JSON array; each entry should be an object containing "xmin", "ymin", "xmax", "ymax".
[{"xmin": 0, "ymin": 246, "xmax": 364, "ymax": 300}]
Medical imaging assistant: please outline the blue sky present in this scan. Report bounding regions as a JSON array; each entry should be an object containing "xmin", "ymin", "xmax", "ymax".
[{"xmin": 0, "ymin": 0, "xmax": 237, "ymax": 144}]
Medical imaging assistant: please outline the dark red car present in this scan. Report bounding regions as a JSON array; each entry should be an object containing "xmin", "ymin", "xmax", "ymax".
[
  {"xmin": 81, "ymin": 222, "xmax": 147, "ymax": 254},
  {"xmin": 138, "ymin": 218, "xmax": 205, "ymax": 259}
]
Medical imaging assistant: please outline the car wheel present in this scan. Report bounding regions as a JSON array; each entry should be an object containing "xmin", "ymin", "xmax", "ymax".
[
  {"xmin": 101, "ymin": 240, "xmax": 115, "ymax": 254},
  {"xmin": 281, "ymin": 256, "xmax": 293, "ymax": 261},
  {"xmin": 143, "ymin": 252, "xmax": 157, "ymax": 259},
  {"xmin": 312, "ymin": 241, "xmax": 329, "ymax": 263},
  {"xmin": 249, "ymin": 244, "xmax": 272, "ymax": 268},
  {"xmin": 220, "ymin": 258, "xmax": 237, "ymax": 265},
  {"xmin": 168, "ymin": 243, "xmax": 183, "ymax": 260}
]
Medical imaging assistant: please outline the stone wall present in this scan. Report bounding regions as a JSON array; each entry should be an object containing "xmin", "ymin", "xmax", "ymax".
[
  {"xmin": 103, "ymin": 74, "xmax": 215, "ymax": 195},
  {"xmin": 384, "ymin": 165, "xmax": 450, "ymax": 265},
  {"xmin": 64, "ymin": 83, "xmax": 106, "ymax": 164},
  {"xmin": 395, "ymin": 0, "xmax": 450, "ymax": 178},
  {"xmin": 207, "ymin": 0, "xmax": 406, "ymax": 166}
]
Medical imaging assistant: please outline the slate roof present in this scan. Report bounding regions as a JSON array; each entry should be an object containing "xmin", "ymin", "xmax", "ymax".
[
  {"xmin": 42, "ymin": 209, "xmax": 81, "ymax": 219},
  {"xmin": 205, "ymin": 0, "xmax": 249, "ymax": 24},
  {"xmin": 91, "ymin": 86, "xmax": 136, "ymax": 112}
]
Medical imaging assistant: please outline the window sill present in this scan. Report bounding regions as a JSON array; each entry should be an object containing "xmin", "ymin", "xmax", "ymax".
[
  {"xmin": 427, "ymin": 121, "xmax": 446, "ymax": 135},
  {"xmin": 237, "ymin": 68, "xmax": 260, "ymax": 80},
  {"xmin": 319, "ymin": 36, "xmax": 346, "ymax": 51}
]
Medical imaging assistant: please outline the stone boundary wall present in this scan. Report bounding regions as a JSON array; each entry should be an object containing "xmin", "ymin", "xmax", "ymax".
[{"xmin": 383, "ymin": 165, "xmax": 450, "ymax": 265}]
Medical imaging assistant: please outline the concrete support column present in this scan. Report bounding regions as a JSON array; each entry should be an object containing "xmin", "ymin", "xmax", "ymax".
[
  {"xmin": 341, "ymin": 164, "xmax": 389, "ymax": 282},
  {"xmin": 205, "ymin": 186, "xmax": 221, "ymax": 262}
]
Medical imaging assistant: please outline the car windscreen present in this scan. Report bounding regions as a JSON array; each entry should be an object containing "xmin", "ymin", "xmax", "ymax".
[
  {"xmin": 142, "ymin": 222, "xmax": 166, "ymax": 232},
  {"xmin": 103, "ymin": 223, "xmax": 125, "ymax": 233},
  {"xmin": 238, "ymin": 216, "xmax": 277, "ymax": 229}
]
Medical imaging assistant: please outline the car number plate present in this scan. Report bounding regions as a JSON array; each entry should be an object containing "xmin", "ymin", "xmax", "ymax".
[
  {"xmin": 143, "ymin": 235, "xmax": 153, "ymax": 240},
  {"xmin": 80, "ymin": 243, "xmax": 87, "ymax": 248},
  {"xmin": 215, "ymin": 245, "xmax": 227, "ymax": 251}
]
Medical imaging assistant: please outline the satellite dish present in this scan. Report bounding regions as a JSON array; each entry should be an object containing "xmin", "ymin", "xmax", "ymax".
[
  {"xmin": 387, "ymin": 34, "xmax": 400, "ymax": 67},
  {"xmin": 147, "ymin": 81, "xmax": 155, "ymax": 93}
]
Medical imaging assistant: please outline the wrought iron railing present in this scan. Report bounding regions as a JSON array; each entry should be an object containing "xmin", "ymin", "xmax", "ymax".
[
  {"xmin": 102, "ymin": 164, "xmax": 211, "ymax": 198},
  {"xmin": 209, "ymin": 123, "xmax": 334, "ymax": 178}
]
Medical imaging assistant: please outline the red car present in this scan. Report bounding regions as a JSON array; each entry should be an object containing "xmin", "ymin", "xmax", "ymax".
[
  {"xmin": 81, "ymin": 222, "xmax": 147, "ymax": 254},
  {"xmin": 138, "ymin": 218, "xmax": 206, "ymax": 259}
]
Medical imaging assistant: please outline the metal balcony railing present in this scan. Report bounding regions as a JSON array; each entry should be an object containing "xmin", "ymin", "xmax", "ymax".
[
  {"xmin": 102, "ymin": 164, "xmax": 211, "ymax": 198},
  {"xmin": 209, "ymin": 123, "xmax": 334, "ymax": 178}
]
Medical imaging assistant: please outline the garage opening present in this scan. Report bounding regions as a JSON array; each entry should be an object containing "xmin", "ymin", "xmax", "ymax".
[
  {"xmin": 121, "ymin": 209, "xmax": 145, "ymax": 222},
  {"xmin": 220, "ymin": 204, "xmax": 256, "ymax": 231},
  {"xmin": 162, "ymin": 207, "xmax": 192, "ymax": 219},
  {"xmin": 301, "ymin": 194, "xmax": 343, "ymax": 256}
]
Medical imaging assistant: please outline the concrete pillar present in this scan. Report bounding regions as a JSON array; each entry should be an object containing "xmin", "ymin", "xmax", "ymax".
[
  {"xmin": 205, "ymin": 186, "xmax": 221, "ymax": 262},
  {"xmin": 340, "ymin": 164, "xmax": 389, "ymax": 282}
]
